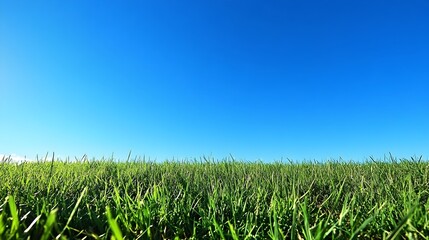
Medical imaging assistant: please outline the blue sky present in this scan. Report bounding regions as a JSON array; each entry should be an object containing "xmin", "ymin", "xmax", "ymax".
[{"xmin": 1, "ymin": 0, "xmax": 428, "ymax": 162}]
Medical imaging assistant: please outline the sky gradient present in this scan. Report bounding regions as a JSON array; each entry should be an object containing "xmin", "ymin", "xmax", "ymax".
[{"xmin": 1, "ymin": 0, "xmax": 428, "ymax": 162}]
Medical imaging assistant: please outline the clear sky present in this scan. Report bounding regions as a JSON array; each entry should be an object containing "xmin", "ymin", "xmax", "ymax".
[{"xmin": 1, "ymin": 0, "xmax": 428, "ymax": 162}]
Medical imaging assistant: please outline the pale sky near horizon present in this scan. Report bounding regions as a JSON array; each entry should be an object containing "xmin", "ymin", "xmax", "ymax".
[{"xmin": 1, "ymin": 0, "xmax": 428, "ymax": 162}]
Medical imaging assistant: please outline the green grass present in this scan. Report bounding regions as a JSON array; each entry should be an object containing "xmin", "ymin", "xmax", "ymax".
[{"xmin": 1, "ymin": 155, "xmax": 429, "ymax": 239}]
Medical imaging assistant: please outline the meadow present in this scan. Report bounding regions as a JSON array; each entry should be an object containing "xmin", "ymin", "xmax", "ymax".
[{"xmin": 1, "ymin": 155, "xmax": 428, "ymax": 239}]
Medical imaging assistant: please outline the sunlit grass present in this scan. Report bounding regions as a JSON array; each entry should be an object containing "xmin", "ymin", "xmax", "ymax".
[{"xmin": 1, "ymin": 155, "xmax": 428, "ymax": 239}]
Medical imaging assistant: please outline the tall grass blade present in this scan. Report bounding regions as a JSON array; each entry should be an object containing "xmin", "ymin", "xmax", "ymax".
[
  {"xmin": 7, "ymin": 196, "xmax": 19, "ymax": 237},
  {"xmin": 57, "ymin": 187, "xmax": 88, "ymax": 237},
  {"xmin": 106, "ymin": 206, "xmax": 124, "ymax": 240},
  {"xmin": 24, "ymin": 215, "xmax": 42, "ymax": 234},
  {"xmin": 349, "ymin": 217, "xmax": 373, "ymax": 240},
  {"xmin": 228, "ymin": 221, "xmax": 239, "ymax": 240},
  {"xmin": 386, "ymin": 207, "xmax": 416, "ymax": 240},
  {"xmin": 41, "ymin": 208, "xmax": 57, "ymax": 240}
]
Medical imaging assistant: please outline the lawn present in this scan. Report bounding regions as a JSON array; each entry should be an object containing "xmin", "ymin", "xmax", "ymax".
[{"xmin": 1, "ymin": 156, "xmax": 428, "ymax": 239}]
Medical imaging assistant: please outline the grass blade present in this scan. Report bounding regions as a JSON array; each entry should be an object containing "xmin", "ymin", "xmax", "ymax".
[
  {"xmin": 41, "ymin": 208, "xmax": 57, "ymax": 240},
  {"xmin": 386, "ymin": 207, "xmax": 416, "ymax": 240},
  {"xmin": 106, "ymin": 206, "xmax": 124, "ymax": 240},
  {"xmin": 7, "ymin": 196, "xmax": 19, "ymax": 237}
]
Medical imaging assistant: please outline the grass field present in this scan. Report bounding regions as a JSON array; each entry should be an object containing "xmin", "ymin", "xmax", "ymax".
[{"xmin": 1, "ymin": 155, "xmax": 428, "ymax": 239}]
